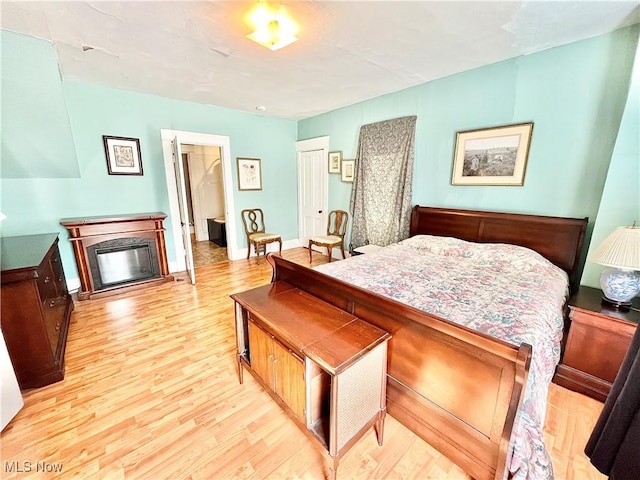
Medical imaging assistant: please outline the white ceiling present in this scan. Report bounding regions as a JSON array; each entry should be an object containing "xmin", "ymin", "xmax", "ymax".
[{"xmin": 2, "ymin": 1, "xmax": 639, "ymax": 120}]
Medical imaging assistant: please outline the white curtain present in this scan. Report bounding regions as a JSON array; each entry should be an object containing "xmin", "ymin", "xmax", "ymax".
[{"xmin": 349, "ymin": 115, "xmax": 417, "ymax": 249}]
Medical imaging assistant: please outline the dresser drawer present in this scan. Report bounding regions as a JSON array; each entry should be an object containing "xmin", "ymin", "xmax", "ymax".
[
  {"xmin": 42, "ymin": 297, "xmax": 64, "ymax": 354},
  {"xmin": 50, "ymin": 248, "xmax": 68, "ymax": 298},
  {"xmin": 36, "ymin": 259, "xmax": 57, "ymax": 303}
]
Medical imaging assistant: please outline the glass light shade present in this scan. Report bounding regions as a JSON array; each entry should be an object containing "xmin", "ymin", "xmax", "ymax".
[
  {"xmin": 591, "ymin": 226, "xmax": 640, "ymax": 307},
  {"xmin": 246, "ymin": 2, "xmax": 298, "ymax": 51}
]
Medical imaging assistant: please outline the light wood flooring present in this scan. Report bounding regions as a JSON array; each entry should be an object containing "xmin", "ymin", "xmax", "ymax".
[{"xmin": 1, "ymin": 248, "xmax": 606, "ymax": 479}]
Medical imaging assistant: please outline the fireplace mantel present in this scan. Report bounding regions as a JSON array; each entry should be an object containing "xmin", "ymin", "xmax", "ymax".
[{"xmin": 61, "ymin": 213, "xmax": 174, "ymax": 300}]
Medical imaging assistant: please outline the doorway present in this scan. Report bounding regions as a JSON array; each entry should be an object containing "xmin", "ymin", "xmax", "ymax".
[
  {"xmin": 296, "ymin": 136, "xmax": 329, "ymax": 248},
  {"xmin": 161, "ymin": 129, "xmax": 237, "ymax": 283},
  {"xmin": 181, "ymin": 145, "xmax": 228, "ymax": 267}
]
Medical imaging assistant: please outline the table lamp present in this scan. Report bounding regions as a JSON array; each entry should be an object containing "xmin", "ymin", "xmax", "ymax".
[{"xmin": 590, "ymin": 225, "xmax": 640, "ymax": 307}]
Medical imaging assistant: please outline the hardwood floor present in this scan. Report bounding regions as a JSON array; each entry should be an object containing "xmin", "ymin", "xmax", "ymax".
[{"xmin": 1, "ymin": 248, "xmax": 606, "ymax": 480}]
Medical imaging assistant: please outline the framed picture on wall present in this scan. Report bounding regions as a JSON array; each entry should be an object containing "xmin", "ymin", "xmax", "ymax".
[
  {"xmin": 341, "ymin": 159, "xmax": 355, "ymax": 182},
  {"xmin": 451, "ymin": 122, "xmax": 533, "ymax": 186},
  {"xmin": 103, "ymin": 136, "xmax": 143, "ymax": 175},
  {"xmin": 328, "ymin": 151, "xmax": 342, "ymax": 173},
  {"xmin": 237, "ymin": 157, "xmax": 262, "ymax": 190}
]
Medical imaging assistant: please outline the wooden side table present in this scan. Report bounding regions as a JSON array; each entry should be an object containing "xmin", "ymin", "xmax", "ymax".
[
  {"xmin": 554, "ymin": 286, "xmax": 639, "ymax": 401},
  {"xmin": 231, "ymin": 282, "xmax": 391, "ymax": 479}
]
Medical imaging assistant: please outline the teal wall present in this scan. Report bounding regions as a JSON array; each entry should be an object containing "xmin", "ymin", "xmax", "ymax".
[
  {"xmin": 2, "ymin": 26, "xmax": 638, "ymax": 289},
  {"xmin": 0, "ymin": 31, "xmax": 297, "ymax": 281},
  {"xmin": 582, "ymin": 37, "xmax": 640, "ymax": 288},
  {"xmin": 298, "ymin": 25, "xmax": 639, "ymax": 285},
  {"xmin": 1, "ymin": 30, "xmax": 80, "ymax": 178}
]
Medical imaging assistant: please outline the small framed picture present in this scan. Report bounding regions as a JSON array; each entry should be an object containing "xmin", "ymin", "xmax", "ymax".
[
  {"xmin": 451, "ymin": 122, "xmax": 533, "ymax": 186},
  {"xmin": 103, "ymin": 136, "xmax": 143, "ymax": 175},
  {"xmin": 341, "ymin": 159, "xmax": 355, "ymax": 182},
  {"xmin": 328, "ymin": 151, "xmax": 342, "ymax": 173},
  {"xmin": 237, "ymin": 157, "xmax": 262, "ymax": 191}
]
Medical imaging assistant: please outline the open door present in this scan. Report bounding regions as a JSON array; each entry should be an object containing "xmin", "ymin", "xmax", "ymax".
[{"xmin": 172, "ymin": 138, "xmax": 195, "ymax": 284}]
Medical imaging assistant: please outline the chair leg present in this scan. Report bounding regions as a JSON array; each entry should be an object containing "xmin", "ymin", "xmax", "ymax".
[
  {"xmin": 340, "ymin": 244, "xmax": 346, "ymax": 259},
  {"xmin": 256, "ymin": 243, "xmax": 262, "ymax": 264},
  {"xmin": 308, "ymin": 240, "xmax": 313, "ymax": 263},
  {"xmin": 278, "ymin": 239, "xmax": 282, "ymax": 256},
  {"xmin": 327, "ymin": 246, "xmax": 332, "ymax": 263},
  {"xmin": 246, "ymin": 240, "xmax": 251, "ymax": 260}
]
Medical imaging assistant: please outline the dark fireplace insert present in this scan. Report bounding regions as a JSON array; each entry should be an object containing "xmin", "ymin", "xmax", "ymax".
[{"xmin": 87, "ymin": 237, "xmax": 161, "ymax": 291}]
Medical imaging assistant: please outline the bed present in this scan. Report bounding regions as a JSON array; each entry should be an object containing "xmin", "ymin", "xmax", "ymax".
[{"xmin": 267, "ymin": 206, "xmax": 587, "ymax": 480}]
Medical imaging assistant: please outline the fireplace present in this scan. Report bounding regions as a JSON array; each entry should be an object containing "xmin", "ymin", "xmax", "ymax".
[
  {"xmin": 88, "ymin": 237, "xmax": 161, "ymax": 290},
  {"xmin": 61, "ymin": 213, "xmax": 173, "ymax": 300}
]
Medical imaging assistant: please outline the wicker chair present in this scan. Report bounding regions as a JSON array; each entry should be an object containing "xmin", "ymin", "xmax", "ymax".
[
  {"xmin": 308, "ymin": 210, "xmax": 349, "ymax": 263},
  {"xmin": 241, "ymin": 208, "xmax": 282, "ymax": 264}
]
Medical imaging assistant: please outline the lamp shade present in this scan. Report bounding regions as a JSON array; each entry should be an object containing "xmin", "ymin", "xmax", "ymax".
[{"xmin": 590, "ymin": 226, "xmax": 640, "ymax": 270}]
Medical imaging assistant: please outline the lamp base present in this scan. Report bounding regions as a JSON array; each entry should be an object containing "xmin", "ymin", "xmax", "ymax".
[
  {"xmin": 601, "ymin": 296, "xmax": 633, "ymax": 309},
  {"xmin": 599, "ymin": 267, "xmax": 640, "ymax": 308}
]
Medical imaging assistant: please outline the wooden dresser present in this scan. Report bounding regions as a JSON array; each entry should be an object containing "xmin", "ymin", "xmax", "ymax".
[
  {"xmin": 231, "ymin": 282, "xmax": 391, "ymax": 479},
  {"xmin": 554, "ymin": 286, "xmax": 639, "ymax": 401},
  {"xmin": 1, "ymin": 233, "xmax": 74, "ymax": 389}
]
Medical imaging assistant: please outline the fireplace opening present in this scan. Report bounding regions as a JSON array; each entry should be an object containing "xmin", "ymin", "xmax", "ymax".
[{"xmin": 88, "ymin": 237, "xmax": 161, "ymax": 291}]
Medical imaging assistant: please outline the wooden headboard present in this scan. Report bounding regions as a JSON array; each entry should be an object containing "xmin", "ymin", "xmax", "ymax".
[{"xmin": 409, "ymin": 205, "xmax": 588, "ymax": 291}]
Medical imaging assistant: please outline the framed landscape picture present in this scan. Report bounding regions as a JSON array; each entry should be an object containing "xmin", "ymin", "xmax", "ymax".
[
  {"xmin": 451, "ymin": 122, "xmax": 533, "ymax": 186},
  {"xmin": 103, "ymin": 136, "xmax": 143, "ymax": 175},
  {"xmin": 237, "ymin": 157, "xmax": 262, "ymax": 190}
]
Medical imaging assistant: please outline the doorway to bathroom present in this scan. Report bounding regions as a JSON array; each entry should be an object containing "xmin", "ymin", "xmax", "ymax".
[
  {"xmin": 180, "ymin": 145, "xmax": 228, "ymax": 267},
  {"xmin": 161, "ymin": 129, "xmax": 237, "ymax": 285}
]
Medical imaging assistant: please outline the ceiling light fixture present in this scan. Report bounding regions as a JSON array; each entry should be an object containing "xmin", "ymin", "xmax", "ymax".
[{"xmin": 246, "ymin": 1, "xmax": 298, "ymax": 51}]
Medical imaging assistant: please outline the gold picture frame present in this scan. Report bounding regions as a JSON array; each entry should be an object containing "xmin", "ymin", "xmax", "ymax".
[
  {"xmin": 237, "ymin": 157, "xmax": 262, "ymax": 191},
  {"xmin": 451, "ymin": 122, "xmax": 533, "ymax": 186},
  {"xmin": 328, "ymin": 151, "xmax": 342, "ymax": 173},
  {"xmin": 341, "ymin": 159, "xmax": 355, "ymax": 182}
]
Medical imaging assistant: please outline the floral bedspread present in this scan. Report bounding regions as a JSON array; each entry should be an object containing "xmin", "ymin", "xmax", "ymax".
[{"xmin": 314, "ymin": 235, "xmax": 569, "ymax": 480}]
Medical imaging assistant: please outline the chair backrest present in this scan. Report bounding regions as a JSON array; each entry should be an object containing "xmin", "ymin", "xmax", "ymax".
[
  {"xmin": 327, "ymin": 210, "xmax": 349, "ymax": 238},
  {"xmin": 241, "ymin": 208, "xmax": 266, "ymax": 235}
]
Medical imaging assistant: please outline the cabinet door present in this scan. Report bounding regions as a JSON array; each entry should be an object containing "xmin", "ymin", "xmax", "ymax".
[
  {"xmin": 273, "ymin": 341, "xmax": 306, "ymax": 421},
  {"xmin": 248, "ymin": 320, "xmax": 274, "ymax": 388},
  {"xmin": 564, "ymin": 309, "xmax": 634, "ymax": 383}
]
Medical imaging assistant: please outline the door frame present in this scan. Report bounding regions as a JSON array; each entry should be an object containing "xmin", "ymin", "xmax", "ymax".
[
  {"xmin": 161, "ymin": 129, "xmax": 237, "ymax": 273},
  {"xmin": 296, "ymin": 136, "xmax": 329, "ymax": 247},
  {"xmin": 171, "ymin": 138, "xmax": 196, "ymax": 283},
  {"xmin": 183, "ymin": 147, "xmax": 222, "ymax": 242}
]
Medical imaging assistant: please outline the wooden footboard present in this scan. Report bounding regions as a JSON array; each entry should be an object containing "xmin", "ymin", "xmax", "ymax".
[{"xmin": 269, "ymin": 255, "xmax": 531, "ymax": 480}]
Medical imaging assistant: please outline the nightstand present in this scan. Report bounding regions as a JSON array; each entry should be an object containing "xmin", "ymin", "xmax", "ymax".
[{"xmin": 554, "ymin": 286, "xmax": 639, "ymax": 402}]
